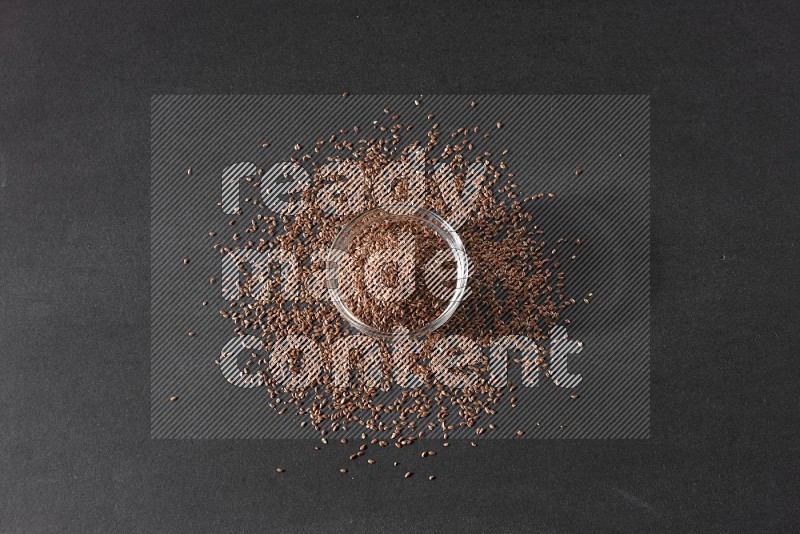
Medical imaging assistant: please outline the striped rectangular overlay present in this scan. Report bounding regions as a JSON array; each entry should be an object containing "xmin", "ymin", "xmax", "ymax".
[{"xmin": 151, "ymin": 95, "xmax": 650, "ymax": 439}]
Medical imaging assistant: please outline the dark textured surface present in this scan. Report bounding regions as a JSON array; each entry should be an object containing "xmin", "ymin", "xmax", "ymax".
[{"xmin": 0, "ymin": 1, "xmax": 797, "ymax": 532}]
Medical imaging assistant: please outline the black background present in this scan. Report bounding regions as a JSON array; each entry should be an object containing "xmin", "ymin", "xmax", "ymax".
[{"xmin": 0, "ymin": 1, "xmax": 797, "ymax": 532}]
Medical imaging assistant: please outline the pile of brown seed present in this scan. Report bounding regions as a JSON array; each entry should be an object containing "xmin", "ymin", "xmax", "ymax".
[
  {"xmin": 208, "ymin": 100, "xmax": 575, "ymax": 448},
  {"xmin": 337, "ymin": 216, "xmax": 450, "ymax": 332}
]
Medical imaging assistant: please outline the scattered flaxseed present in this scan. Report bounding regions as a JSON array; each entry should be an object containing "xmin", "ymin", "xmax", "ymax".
[
  {"xmin": 206, "ymin": 104, "xmax": 582, "ymax": 467},
  {"xmin": 183, "ymin": 257, "xmax": 190, "ymax": 265},
  {"xmin": 342, "ymin": 92, "xmax": 350, "ymax": 98},
  {"xmin": 340, "ymin": 468, "xmax": 348, "ymax": 474},
  {"xmin": 187, "ymin": 168, "xmax": 192, "ymax": 175},
  {"xmin": 428, "ymin": 475, "xmax": 436, "ymax": 481},
  {"xmin": 276, "ymin": 468, "xmax": 285, "ymax": 473},
  {"xmin": 187, "ymin": 331, "xmax": 195, "ymax": 337},
  {"xmin": 169, "ymin": 396, "xmax": 178, "ymax": 402},
  {"xmin": 404, "ymin": 472, "xmax": 413, "ymax": 478},
  {"xmin": 570, "ymin": 393, "xmax": 579, "ymax": 400},
  {"xmin": 575, "ymin": 168, "xmax": 583, "ymax": 176}
]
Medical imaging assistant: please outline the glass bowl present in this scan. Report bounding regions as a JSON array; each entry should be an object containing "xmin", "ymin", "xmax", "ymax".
[{"xmin": 325, "ymin": 203, "xmax": 469, "ymax": 339}]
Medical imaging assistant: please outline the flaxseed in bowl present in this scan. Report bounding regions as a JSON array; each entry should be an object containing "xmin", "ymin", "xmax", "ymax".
[{"xmin": 326, "ymin": 203, "xmax": 469, "ymax": 339}]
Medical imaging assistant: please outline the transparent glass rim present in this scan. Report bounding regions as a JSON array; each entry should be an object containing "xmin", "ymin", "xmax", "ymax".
[{"xmin": 325, "ymin": 203, "xmax": 469, "ymax": 340}]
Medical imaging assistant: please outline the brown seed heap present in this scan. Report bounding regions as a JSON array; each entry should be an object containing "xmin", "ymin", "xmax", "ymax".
[
  {"xmin": 209, "ymin": 101, "xmax": 575, "ymax": 446},
  {"xmin": 337, "ymin": 217, "xmax": 450, "ymax": 332}
]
